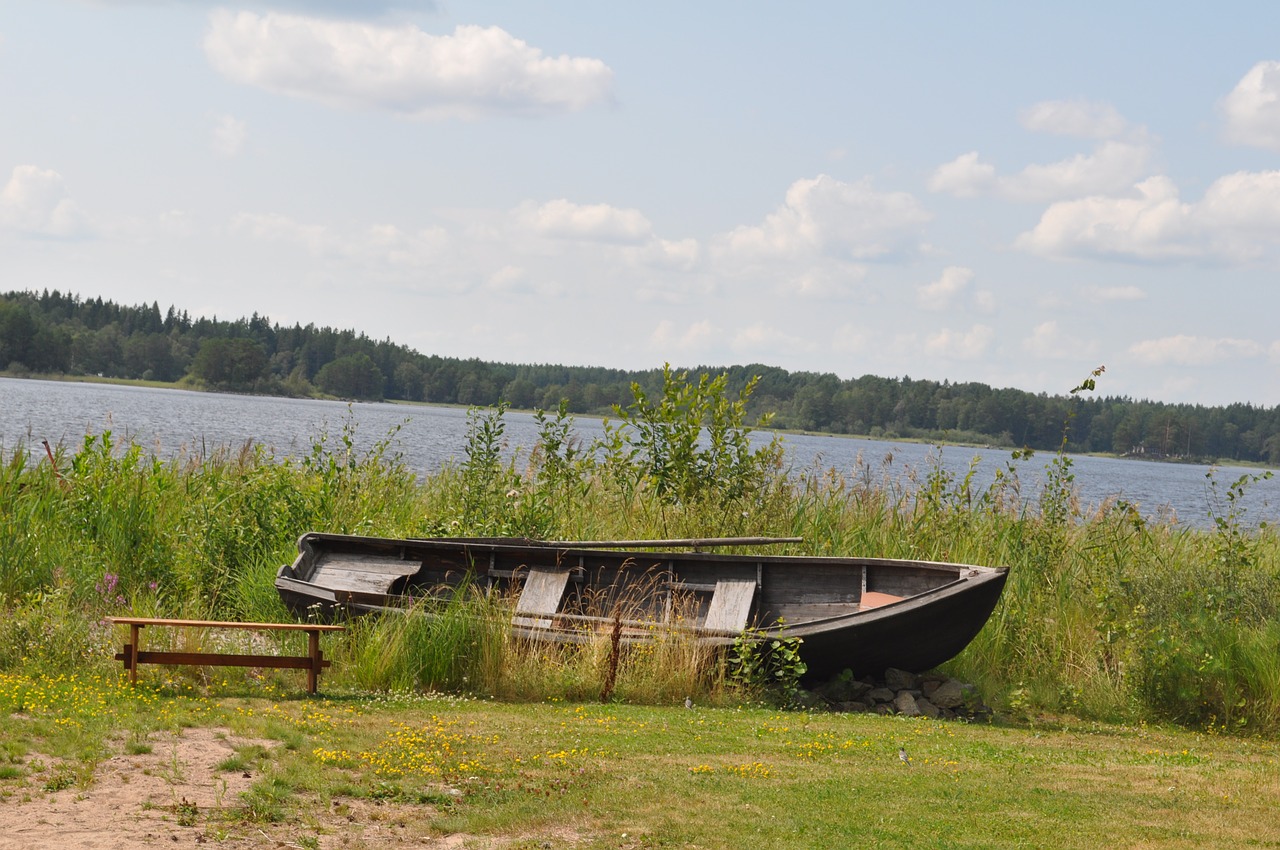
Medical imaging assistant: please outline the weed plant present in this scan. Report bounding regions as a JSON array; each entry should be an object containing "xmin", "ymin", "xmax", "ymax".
[{"xmin": 1, "ymin": 367, "xmax": 1278, "ymax": 733}]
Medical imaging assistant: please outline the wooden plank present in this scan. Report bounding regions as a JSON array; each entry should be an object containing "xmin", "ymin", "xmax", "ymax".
[
  {"xmin": 116, "ymin": 650, "xmax": 328, "ymax": 670},
  {"xmin": 703, "ymin": 579, "xmax": 756, "ymax": 634},
  {"xmin": 857, "ymin": 591, "xmax": 905, "ymax": 611},
  {"xmin": 513, "ymin": 566, "xmax": 571, "ymax": 628},
  {"xmin": 515, "ymin": 567, "xmax": 571, "ymax": 615},
  {"xmin": 107, "ymin": 617, "xmax": 344, "ymax": 631},
  {"xmin": 310, "ymin": 559, "xmax": 417, "ymax": 594}
]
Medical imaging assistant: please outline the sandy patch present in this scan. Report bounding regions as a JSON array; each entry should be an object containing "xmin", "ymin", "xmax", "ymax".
[{"xmin": 0, "ymin": 727, "xmax": 501, "ymax": 848}]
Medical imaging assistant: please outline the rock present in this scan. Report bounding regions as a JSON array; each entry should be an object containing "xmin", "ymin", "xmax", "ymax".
[
  {"xmin": 884, "ymin": 668, "xmax": 919, "ymax": 691},
  {"xmin": 807, "ymin": 668, "xmax": 992, "ymax": 722},
  {"xmin": 893, "ymin": 691, "xmax": 921, "ymax": 716},
  {"xmin": 815, "ymin": 675, "xmax": 873, "ymax": 703},
  {"xmin": 929, "ymin": 679, "xmax": 968, "ymax": 709}
]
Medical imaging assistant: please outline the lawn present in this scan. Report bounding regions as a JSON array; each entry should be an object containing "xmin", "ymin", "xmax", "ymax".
[{"xmin": 1, "ymin": 672, "xmax": 1276, "ymax": 849}]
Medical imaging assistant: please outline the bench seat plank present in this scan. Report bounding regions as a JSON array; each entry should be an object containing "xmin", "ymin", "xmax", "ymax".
[{"xmin": 107, "ymin": 617, "xmax": 344, "ymax": 631}]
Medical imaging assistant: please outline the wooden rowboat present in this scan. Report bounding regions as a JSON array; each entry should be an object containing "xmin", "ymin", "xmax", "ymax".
[{"xmin": 275, "ymin": 531, "xmax": 1008, "ymax": 679}]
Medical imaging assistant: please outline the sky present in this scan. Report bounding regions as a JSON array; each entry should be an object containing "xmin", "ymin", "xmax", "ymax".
[{"xmin": 2, "ymin": 2, "xmax": 1280, "ymax": 407}]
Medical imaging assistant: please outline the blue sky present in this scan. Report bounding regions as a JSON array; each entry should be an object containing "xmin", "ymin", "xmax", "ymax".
[{"xmin": 2, "ymin": 2, "xmax": 1279, "ymax": 406}]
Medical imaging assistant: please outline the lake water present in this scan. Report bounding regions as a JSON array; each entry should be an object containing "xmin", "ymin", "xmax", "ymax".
[{"xmin": 1, "ymin": 377, "xmax": 1275, "ymax": 530}]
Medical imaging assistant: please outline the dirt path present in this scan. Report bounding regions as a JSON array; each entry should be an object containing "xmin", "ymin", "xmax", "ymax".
[{"xmin": 0, "ymin": 727, "xmax": 486, "ymax": 848}]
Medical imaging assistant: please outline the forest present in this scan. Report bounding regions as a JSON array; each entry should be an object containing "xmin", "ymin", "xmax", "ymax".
[{"xmin": 2, "ymin": 288, "xmax": 1279, "ymax": 463}]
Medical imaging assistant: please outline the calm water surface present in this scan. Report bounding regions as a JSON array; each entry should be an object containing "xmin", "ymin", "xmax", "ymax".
[{"xmin": 2, "ymin": 377, "xmax": 1275, "ymax": 530}]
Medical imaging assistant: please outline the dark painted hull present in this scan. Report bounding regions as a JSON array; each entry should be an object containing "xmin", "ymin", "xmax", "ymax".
[{"xmin": 275, "ymin": 532, "xmax": 1008, "ymax": 678}]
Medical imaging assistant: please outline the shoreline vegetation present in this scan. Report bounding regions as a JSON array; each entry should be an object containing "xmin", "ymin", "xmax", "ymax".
[
  {"xmin": 4, "ymin": 288, "xmax": 1280, "ymax": 465},
  {"xmin": 2, "ymin": 365, "xmax": 1278, "ymax": 844}
]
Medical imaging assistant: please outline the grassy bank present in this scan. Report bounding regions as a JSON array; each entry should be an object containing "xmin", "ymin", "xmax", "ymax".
[
  {"xmin": 3, "ymin": 371, "xmax": 1279, "ymax": 844},
  {"xmin": 1, "ymin": 369, "xmax": 1279, "ymax": 732},
  {"xmin": 2, "ymin": 673, "xmax": 1277, "ymax": 848}
]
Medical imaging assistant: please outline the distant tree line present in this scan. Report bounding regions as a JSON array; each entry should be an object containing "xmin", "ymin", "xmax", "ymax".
[{"xmin": 3, "ymin": 289, "xmax": 1279, "ymax": 464}]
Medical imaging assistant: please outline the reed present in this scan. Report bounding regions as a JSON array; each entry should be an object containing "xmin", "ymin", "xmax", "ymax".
[{"xmin": 1, "ymin": 382, "xmax": 1277, "ymax": 731}]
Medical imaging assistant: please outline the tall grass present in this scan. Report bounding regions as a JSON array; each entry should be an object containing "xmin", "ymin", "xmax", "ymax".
[
  {"xmin": 331, "ymin": 570, "xmax": 730, "ymax": 705},
  {"xmin": 1, "ymin": 377, "xmax": 1278, "ymax": 732}
]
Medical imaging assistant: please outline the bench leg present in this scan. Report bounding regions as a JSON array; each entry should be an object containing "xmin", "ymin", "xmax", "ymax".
[
  {"xmin": 129, "ymin": 624, "xmax": 141, "ymax": 685},
  {"xmin": 307, "ymin": 629, "xmax": 320, "ymax": 695}
]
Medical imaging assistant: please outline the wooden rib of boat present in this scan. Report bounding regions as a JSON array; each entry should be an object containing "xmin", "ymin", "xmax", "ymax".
[{"xmin": 275, "ymin": 531, "xmax": 1009, "ymax": 679}]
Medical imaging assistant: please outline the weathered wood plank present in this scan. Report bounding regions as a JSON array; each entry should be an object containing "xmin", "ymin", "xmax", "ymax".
[
  {"xmin": 516, "ymin": 567, "xmax": 571, "ymax": 615},
  {"xmin": 116, "ymin": 650, "xmax": 329, "ymax": 670},
  {"xmin": 513, "ymin": 566, "xmax": 571, "ymax": 628},
  {"xmin": 311, "ymin": 563, "xmax": 416, "ymax": 594},
  {"xmin": 703, "ymin": 579, "xmax": 756, "ymax": 633},
  {"xmin": 107, "ymin": 617, "xmax": 344, "ymax": 631}
]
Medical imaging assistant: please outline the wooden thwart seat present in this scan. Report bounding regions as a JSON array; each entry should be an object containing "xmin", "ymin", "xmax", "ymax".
[
  {"xmin": 107, "ymin": 617, "xmax": 344, "ymax": 694},
  {"xmin": 857, "ymin": 591, "xmax": 906, "ymax": 612},
  {"xmin": 702, "ymin": 579, "xmax": 757, "ymax": 634},
  {"xmin": 512, "ymin": 566, "xmax": 571, "ymax": 629}
]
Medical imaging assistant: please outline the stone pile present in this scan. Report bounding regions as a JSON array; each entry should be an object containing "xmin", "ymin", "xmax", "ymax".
[{"xmin": 810, "ymin": 667, "xmax": 992, "ymax": 721}]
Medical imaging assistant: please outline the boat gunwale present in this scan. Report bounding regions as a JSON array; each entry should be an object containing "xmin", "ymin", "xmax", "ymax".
[{"xmin": 291, "ymin": 531, "xmax": 1008, "ymax": 578}]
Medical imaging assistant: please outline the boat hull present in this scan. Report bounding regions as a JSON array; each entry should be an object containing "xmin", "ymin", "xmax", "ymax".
[{"xmin": 275, "ymin": 532, "xmax": 1008, "ymax": 679}]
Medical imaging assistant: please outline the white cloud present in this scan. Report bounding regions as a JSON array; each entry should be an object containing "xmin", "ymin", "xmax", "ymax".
[
  {"xmin": 230, "ymin": 211, "xmax": 327, "ymax": 252},
  {"xmin": 923, "ymin": 324, "xmax": 994, "ymax": 359},
  {"xmin": 650, "ymin": 319, "xmax": 715, "ymax": 353},
  {"xmin": 916, "ymin": 265, "xmax": 973, "ymax": 309},
  {"xmin": 1021, "ymin": 320, "xmax": 1097, "ymax": 360},
  {"xmin": 625, "ymin": 237, "xmax": 700, "ymax": 271},
  {"xmin": 1014, "ymin": 176, "xmax": 1196, "ymax": 260},
  {"xmin": 931, "ymin": 100, "xmax": 1151, "ymax": 202},
  {"xmin": 1003, "ymin": 141, "xmax": 1150, "ymax": 202},
  {"xmin": 927, "ymin": 152, "xmax": 995, "ymax": 198},
  {"xmin": 731, "ymin": 323, "xmax": 816, "ymax": 357},
  {"xmin": 486, "ymin": 264, "xmax": 563, "ymax": 297},
  {"xmin": 1018, "ymin": 171, "xmax": 1280, "ymax": 263},
  {"xmin": 488, "ymin": 265, "xmax": 526, "ymax": 290},
  {"xmin": 777, "ymin": 266, "xmax": 868, "ymax": 298},
  {"xmin": 520, "ymin": 199, "xmax": 653, "ymax": 245},
  {"xmin": 157, "ymin": 210, "xmax": 195, "ymax": 237},
  {"xmin": 1083, "ymin": 284, "xmax": 1146, "ymax": 302},
  {"xmin": 210, "ymin": 113, "xmax": 247, "ymax": 157},
  {"xmin": 90, "ymin": 1, "xmax": 438, "ymax": 10},
  {"xmin": 1197, "ymin": 170, "xmax": 1280, "ymax": 234},
  {"xmin": 718, "ymin": 175, "xmax": 931, "ymax": 262},
  {"xmin": 230, "ymin": 212, "xmax": 448, "ymax": 268},
  {"xmin": 203, "ymin": 11, "xmax": 614, "ymax": 119},
  {"xmin": 930, "ymin": 141, "xmax": 1150, "ymax": 203},
  {"xmin": 831, "ymin": 323, "xmax": 868, "ymax": 354},
  {"xmin": 1129, "ymin": 335, "xmax": 1266, "ymax": 366},
  {"xmin": 1019, "ymin": 99, "xmax": 1131, "ymax": 139},
  {"xmin": 0, "ymin": 165, "xmax": 91, "ymax": 239},
  {"xmin": 359, "ymin": 222, "xmax": 449, "ymax": 267},
  {"xmin": 1222, "ymin": 61, "xmax": 1280, "ymax": 151}
]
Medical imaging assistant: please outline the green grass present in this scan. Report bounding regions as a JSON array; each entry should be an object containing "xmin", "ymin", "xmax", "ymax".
[
  {"xmin": 1, "ymin": 370, "xmax": 1278, "ymax": 740},
  {"xmin": 0, "ymin": 673, "xmax": 1276, "ymax": 848}
]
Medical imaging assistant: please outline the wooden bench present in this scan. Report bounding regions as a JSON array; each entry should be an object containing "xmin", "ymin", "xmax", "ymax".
[{"xmin": 108, "ymin": 617, "xmax": 345, "ymax": 694}]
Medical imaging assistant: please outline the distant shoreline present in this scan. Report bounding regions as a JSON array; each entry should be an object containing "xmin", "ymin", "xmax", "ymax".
[{"xmin": 3, "ymin": 371, "xmax": 1273, "ymax": 471}]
